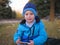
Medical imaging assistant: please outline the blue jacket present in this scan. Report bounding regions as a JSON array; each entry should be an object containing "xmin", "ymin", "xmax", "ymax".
[{"xmin": 13, "ymin": 20, "xmax": 48, "ymax": 45}]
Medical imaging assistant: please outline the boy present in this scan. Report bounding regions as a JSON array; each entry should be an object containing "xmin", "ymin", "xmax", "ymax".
[{"xmin": 14, "ymin": 2, "xmax": 48, "ymax": 45}]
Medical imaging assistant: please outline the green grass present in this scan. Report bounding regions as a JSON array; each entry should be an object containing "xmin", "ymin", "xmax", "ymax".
[{"xmin": 0, "ymin": 19, "xmax": 60, "ymax": 45}]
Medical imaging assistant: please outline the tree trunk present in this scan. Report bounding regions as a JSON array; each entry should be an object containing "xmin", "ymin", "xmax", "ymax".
[{"xmin": 50, "ymin": 0, "xmax": 55, "ymax": 21}]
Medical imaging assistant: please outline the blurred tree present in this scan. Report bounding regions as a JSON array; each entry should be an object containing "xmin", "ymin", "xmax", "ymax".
[
  {"xmin": 0, "ymin": 0, "xmax": 9, "ymax": 5},
  {"xmin": 30, "ymin": 0, "xmax": 50, "ymax": 18},
  {"xmin": 12, "ymin": 11, "xmax": 16, "ymax": 19},
  {"xmin": 16, "ymin": 11, "xmax": 23, "ymax": 19},
  {"xmin": 0, "ymin": 0, "xmax": 16, "ymax": 19},
  {"xmin": 50, "ymin": 0, "xmax": 55, "ymax": 21},
  {"xmin": 55, "ymin": 0, "xmax": 60, "ymax": 14}
]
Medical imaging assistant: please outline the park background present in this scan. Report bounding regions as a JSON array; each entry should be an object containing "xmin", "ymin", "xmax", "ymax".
[{"xmin": 0, "ymin": 0, "xmax": 60, "ymax": 45}]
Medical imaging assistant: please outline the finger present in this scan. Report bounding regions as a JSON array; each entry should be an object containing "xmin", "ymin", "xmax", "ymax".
[
  {"xmin": 19, "ymin": 41, "xmax": 24, "ymax": 44},
  {"xmin": 30, "ymin": 40, "xmax": 33, "ymax": 43}
]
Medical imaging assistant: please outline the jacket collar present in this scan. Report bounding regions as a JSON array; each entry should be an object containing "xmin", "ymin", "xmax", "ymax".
[{"xmin": 25, "ymin": 19, "xmax": 36, "ymax": 28}]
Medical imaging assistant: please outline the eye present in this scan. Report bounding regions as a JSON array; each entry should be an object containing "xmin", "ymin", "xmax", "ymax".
[
  {"xmin": 25, "ymin": 13, "xmax": 28, "ymax": 16},
  {"xmin": 30, "ymin": 13, "xmax": 34, "ymax": 15}
]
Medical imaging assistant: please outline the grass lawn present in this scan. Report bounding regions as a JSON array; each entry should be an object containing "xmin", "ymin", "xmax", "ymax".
[{"xmin": 0, "ymin": 19, "xmax": 60, "ymax": 45}]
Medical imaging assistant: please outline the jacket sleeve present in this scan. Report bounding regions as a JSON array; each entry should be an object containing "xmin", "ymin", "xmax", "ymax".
[
  {"xmin": 33, "ymin": 20, "xmax": 48, "ymax": 45},
  {"xmin": 13, "ymin": 24, "xmax": 22, "ymax": 43}
]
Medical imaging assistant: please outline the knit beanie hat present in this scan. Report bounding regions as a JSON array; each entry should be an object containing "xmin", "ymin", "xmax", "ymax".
[{"xmin": 22, "ymin": 2, "xmax": 37, "ymax": 16}]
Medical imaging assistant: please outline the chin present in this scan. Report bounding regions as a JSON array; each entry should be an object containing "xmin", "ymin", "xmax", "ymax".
[
  {"xmin": 28, "ymin": 21, "xmax": 33, "ymax": 23},
  {"xmin": 27, "ymin": 20, "xmax": 33, "ymax": 23}
]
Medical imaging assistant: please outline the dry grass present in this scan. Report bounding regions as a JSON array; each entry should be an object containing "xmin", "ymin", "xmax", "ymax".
[
  {"xmin": 0, "ymin": 23, "xmax": 18, "ymax": 45},
  {"xmin": 43, "ymin": 19, "xmax": 60, "ymax": 39}
]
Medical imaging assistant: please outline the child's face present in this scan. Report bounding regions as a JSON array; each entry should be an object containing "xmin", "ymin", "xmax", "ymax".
[{"xmin": 24, "ymin": 11, "xmax": 35, "ymax": 23}]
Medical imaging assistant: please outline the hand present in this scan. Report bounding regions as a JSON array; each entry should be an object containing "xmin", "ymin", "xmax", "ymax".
[
  {"xmin": 16, "ymin": 39, "xmax": 23, "ymax": 45},
  {"xmin": 28, "ymin": 40, "xmax": 34, "ymax": 45}
]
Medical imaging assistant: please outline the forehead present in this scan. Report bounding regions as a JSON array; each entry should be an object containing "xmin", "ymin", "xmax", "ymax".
[{"xmin": 25, "ymin": 10, "xmax": 33, "ymax": 13}]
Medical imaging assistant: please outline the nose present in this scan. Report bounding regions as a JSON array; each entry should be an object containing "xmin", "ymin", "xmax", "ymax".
[{"xmin": 27, "ymin": 14, "xmax": 31, "ymax": 17}]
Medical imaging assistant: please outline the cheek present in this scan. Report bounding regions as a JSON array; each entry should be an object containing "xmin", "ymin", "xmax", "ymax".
[
  {"xmin": 24, "ymin": 16, "xmax": 28, "ymax": 20},
  {"xmin": 31, "ymin": 15, "xmax": 35, "ymax": 19}
]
